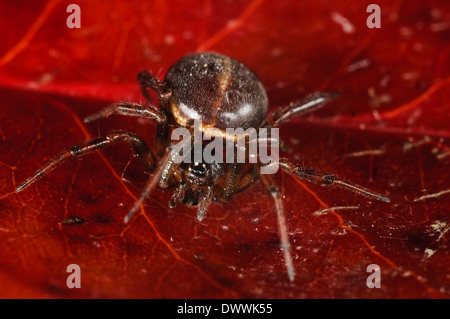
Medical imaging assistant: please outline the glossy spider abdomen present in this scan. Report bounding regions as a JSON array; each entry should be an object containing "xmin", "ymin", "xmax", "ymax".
[{"xmin": 165, "ymin": 52, "xmax": 268, "ymax": 131}]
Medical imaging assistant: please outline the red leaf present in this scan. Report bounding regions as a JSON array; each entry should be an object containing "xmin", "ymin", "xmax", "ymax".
[{"xmin": 0, "ymin": 0, "xmax": 449, "ymax": 298}]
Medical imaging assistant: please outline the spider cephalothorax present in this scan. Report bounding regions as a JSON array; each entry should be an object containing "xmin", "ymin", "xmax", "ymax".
[{"xmin": 16, "ymin": 52, "xmax": 390, "ymax": 281}]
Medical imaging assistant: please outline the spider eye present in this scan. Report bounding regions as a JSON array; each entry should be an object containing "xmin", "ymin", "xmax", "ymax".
[{"xmin": 190, "ymin": 162, "xmax": 207, "ymax": 176}]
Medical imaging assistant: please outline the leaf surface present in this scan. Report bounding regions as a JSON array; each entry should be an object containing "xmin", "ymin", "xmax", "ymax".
[{"xmin": 0, "ymin": 0, "xmax": 449, "ymax": 298}]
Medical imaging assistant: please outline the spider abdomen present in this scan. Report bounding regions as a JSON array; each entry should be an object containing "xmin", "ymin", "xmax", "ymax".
[{"xmin": 165, "ymin": 52, "xmax": 268, "ymax": 131}]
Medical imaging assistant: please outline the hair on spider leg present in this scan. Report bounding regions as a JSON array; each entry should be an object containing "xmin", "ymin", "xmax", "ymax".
[{"xmin": 16, "ymin": 52, "xmax": 390, "ymax": 282}]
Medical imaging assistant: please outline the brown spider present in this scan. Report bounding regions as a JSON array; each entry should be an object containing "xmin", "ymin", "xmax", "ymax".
[{"xmin": 16, "ymin": 52, "xmax": 390, "ymax": 281}]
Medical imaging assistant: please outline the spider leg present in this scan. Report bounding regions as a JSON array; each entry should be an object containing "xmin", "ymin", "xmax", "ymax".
[
  {"xmin": 278, "ymin": 158, "xmax": 390, "ymax": 202},
  {"xmin": 197, "ymin": 186, "xmax": 213, "ymax": 221},
  {"xmin": 262, "ymin": 91, "xmax": 340, "ymax": 127},
  {"xmin": 84, "ymin": 101, "xmax": 169, "ymax": 157},
  {"xmin": 137, "ymin": 70, "xmax": 171, "ymax": 106},
  {"xmin": 159, "ymin": 156, "xmax": 183, "ymax": 189},
  {"xmin": 84, "ymin": 102, "xmax": 166, "ymax": 124},
  {"xmin": 124, "ymin": 150, "xmax": 172, "ymax": 223},
  {"xmin": 234, "ymin": 134, "xmax": 281, "ymax": 193},
  {"xmin": 221, "ymin": 135, "xmax": 277, "ymax": 195},
  {"xmin": 169, "ymin": 181, "xmax": 186, "ymax": 208},
  {"xmin": 219, "ymin": 162, "xmax": 243, "ymax": 202},
  {"xmin": 159, "ymin": 144, "xmax": 195, "ymax": 189},
  {"xmin": 124, "ymin": 137, "xmax": 191, "ymax": 223},
  {"xmin": 236, "ymin": 166, "xmax": 259, "ymax": 193},
  {"xmin": 16, "ymin": 131, "xmax": 155, "ymax": 193},
  {"xmin": 258, "ymin": 167, "xmax": 296, "ymax": 282}
]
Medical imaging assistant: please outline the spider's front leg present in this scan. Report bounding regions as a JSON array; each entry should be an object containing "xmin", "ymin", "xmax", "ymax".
[
  {"xmin": 197, "ymin": 186, "xmax": 214, "ymax": 222},
  {"xmin": 16, "ymin": 131, "xmax": 155, "ymax": 193},
  {"xmin": 262, "ymin": 91, "xmax": 340, "ymax": 128},
  {"xmin": 258, "ymin": 169, "xmax": 296, "ymax": 282},
  {"xmin": 278, "ymin": 158, "xmax": 390, "ymax": 203},
  {"xmin": 138, "ymin": 70, "xmax": 171, "ymax": 106},
  {"xmin": 84, "ymin": 101, "xmax": 169, "ymax": 157},
  {"xmin": 124, "ymin": 137, "xmax": 192, "ymax": 223},
  {"xmin": 84, "ymin": 102, "xmax": 166, "ymax": 124}
]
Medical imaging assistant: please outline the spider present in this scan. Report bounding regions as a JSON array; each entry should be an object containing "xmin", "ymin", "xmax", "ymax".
[{"xmin": 16, "ymin": 52, "xmax": 390, "ymax": 282}]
